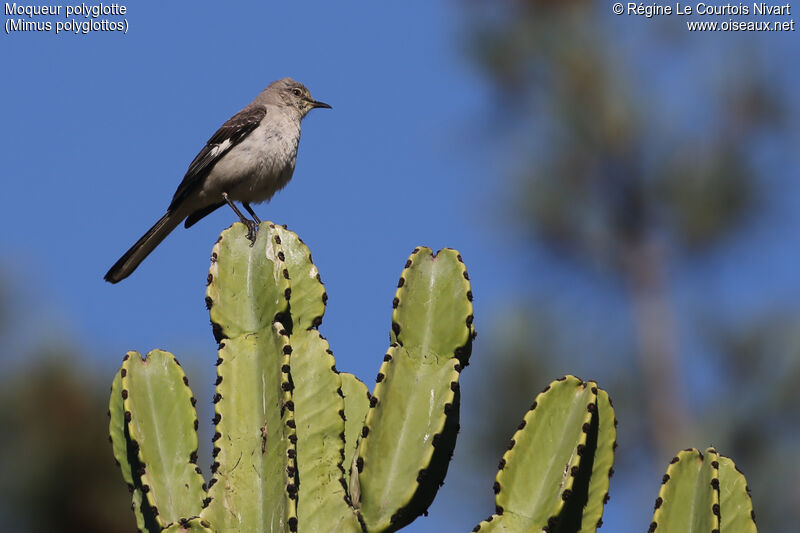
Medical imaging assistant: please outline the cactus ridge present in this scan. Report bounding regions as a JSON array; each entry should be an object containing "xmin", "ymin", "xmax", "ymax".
[
  {"xmin": 270, "ymin": 225, "xmax": 363, "ymax": 532},
  {"xmin": 575, "ymin": 388, "xmax": 616, "ymax": 533},
  {"xmin": 273, "ymin": 225, "xmax": 326, "ymax": 332},
  {"xmin": 288, "ymin": 329, "xmax": 357, "ymax": 531},
  {"xmin": 109, "ymin": 367, "xmax": 136, "ymax": 490},
  {"xmin": 340, "ymin": 373, "xmax": 371, "ymax": 507},
  {"xmin": 718, "ymin": 454, "xmax": 758, "ymax": 533},
  {"xmin": 358, "ymin": 247, "xmax": 474, "ymax": 532},
  {"xmin": 109, "ymin": 366, "xmax": 160, "ymax": 532},
  {"xmin": 130, "ymin": 486, "xmax": 160, "ymax": 533}
]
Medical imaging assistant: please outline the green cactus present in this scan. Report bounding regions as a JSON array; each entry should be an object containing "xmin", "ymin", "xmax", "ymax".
[
  {"xmin": 470, "ymin": 376, "xmax": 617, "ymax": 533},
  {"xmin": 108, "ymin": 223, "xmax": 473, "ymax": 532},
  {"xmin": 356, "ymin": 246, "xmax": 474, "ymax": 532},
  {"xmin": 648, "ymin": 447, "xmax": 757, "ymax": 533},
  {"xmin": 108, "ymin": 221, "xmax": 759, "ymax": 533}
]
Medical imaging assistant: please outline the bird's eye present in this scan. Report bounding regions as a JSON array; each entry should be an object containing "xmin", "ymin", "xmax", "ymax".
[{"xmin": 291, "ymin": 88, "xmax": 302, "ymax": 97}]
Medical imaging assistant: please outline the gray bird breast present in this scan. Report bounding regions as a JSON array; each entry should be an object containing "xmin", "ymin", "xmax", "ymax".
[{"xmin": 205, "ymin": 110, "xmax": 302, "ymax": 204}]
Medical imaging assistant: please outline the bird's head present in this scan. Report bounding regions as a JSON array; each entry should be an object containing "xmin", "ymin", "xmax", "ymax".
[{"xmin": 269, "ymin": 78, "xmax": 331, "ymax": 118}]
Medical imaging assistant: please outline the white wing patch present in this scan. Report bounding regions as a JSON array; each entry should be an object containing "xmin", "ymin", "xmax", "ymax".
[{"xmin": 212, "ymin": 139, "xmax": 232, "ymax": 157}]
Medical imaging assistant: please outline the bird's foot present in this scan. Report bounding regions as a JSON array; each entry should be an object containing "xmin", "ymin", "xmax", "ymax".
[
  {"xmin": 221, "ymin": 193, "xmax": 260, "ymax": 245},
  {"xmin": 244, "ymin": 219, "xmax": 259, "ymax": 245}
]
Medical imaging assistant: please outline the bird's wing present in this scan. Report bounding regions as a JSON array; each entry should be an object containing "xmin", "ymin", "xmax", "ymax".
[{"xmin": 168, "ymin": 105, "xmax": 267, "ymax": 212}]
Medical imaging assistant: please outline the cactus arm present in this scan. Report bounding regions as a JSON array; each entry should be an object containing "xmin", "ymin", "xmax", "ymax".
[
  {"xmin": 358, "ymin": 247, "xmax": 473, "ymax": 532},
  {"xmin": 161, "ymin": 517, "xmax": 216, "ymax": 532},
  {"xmin": 200, "ymin": 223, "xmax": 297, "ymax": 532},
  {"xmin": 718, "ymin": 455, "xmax": 758, "ymax": 533},
  {"xmin": 271, "ymin": 225, "xmax": 362, "ymax": 532},
  {"xmin": 649, "ymin": 448, "xmax": 720, "ymax": 533},
  {"xmin": 109, "ymin": 367, "xmax": 160, "ymax": 532},
  {"xmin": 475, "ymin": 376, "xmax": 597, "ymax": 532},
  {"xmin": 496, "ymin": 376, "xmax": 596, "ymax": 525},
  {"xmin": 120, "ymin": 350, "xmax": 206, "ymax": 528},
  {"xmin": 340, "ymin": 372, "xmax": 370, "ymax": 504}
]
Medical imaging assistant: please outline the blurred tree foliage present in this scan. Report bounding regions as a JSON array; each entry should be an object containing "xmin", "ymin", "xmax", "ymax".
[
  {"xmin": 0, "ymin": 277, "xmax": 133, "ymax": 532},
  {"xmin": 459, "ymin": 0, "xmax": 797, "ymax": 530},
  {"xmin": 704, "ymin": 314, "xmax": 800, "ymax": 528},
  {"xmin": 0, "ymin": 355, "xmax": 134, "ymax": 532}
]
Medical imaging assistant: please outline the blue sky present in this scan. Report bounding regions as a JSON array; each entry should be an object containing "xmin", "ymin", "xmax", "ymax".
[
  {"xmin": 2, "ymin": 2, "xmax": 799, "ymax": 531},
  {"xmin": 2, "ymin": 3, "xmax": 500, "ymax": 531},
  {"xmin": 2, "ymin": 1, "xmax": 492, "ymax": 367}
]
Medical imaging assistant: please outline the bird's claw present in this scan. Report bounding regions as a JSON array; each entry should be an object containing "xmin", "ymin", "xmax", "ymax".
[{"xmin": 244, "ymin": 219, "xmax": 259, "ymax": 245}]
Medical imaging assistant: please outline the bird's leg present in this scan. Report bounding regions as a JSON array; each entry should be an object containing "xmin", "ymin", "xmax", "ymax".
[
  {"xmin": 242, "ymin": 202, "xmax": 262, "ymax": 225},
  {"xmin": 222, "ymin": 192, "xmax": 258, "ymax": 243}
]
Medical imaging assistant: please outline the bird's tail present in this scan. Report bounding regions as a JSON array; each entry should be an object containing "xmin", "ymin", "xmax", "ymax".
[{"xmin": 104, "ymin": 211, "xmax": 184, "ymax": 283}]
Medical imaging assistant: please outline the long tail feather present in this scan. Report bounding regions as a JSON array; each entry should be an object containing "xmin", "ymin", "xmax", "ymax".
[{"xmin": 104, "ymin": 211, "xmax": 184, "ymax": 283}]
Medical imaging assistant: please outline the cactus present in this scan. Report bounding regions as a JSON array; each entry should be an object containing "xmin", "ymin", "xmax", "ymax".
[
  {"xmin": 108, "ymin": 221, "xmax": 759, "ymax": 533},
  {"xmin": 356, "ymin": 246, "xmax": 473, "ymax": 531},
  {"xmin": 648, "ymin": 447, "xmax": 758, "ymax": 533},
  {"xmin": 468, "ymin": 381, "xmax": 760, "ymax": 533},
  {"xmin": 108, "ymin": 222, "xmax": 473, "ymax": 532},
  {"xmin": 470, "ymin": 376, "xmax": 617, "ymax": 533}
]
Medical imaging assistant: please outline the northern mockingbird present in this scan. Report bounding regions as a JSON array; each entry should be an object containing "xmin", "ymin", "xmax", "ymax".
[{"xmin": 104, "ymin": 78, "xmax": 331, "ymax": 283}]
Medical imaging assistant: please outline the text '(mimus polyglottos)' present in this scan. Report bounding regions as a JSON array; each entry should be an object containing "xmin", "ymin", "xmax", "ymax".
[{"xmin": 104, "ymin": 78, "xmax": 331, "ymax": 284}]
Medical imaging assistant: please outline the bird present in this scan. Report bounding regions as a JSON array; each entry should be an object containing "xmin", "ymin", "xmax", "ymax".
[{"xmin": 104, "ymin": 78, "xmax": 331, "ymax": 284}]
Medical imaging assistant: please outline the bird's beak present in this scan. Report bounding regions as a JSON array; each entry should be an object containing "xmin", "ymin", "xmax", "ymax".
[{"xmin": 310, "ymin": 99, "xmax": 332, "ymax": 109}]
